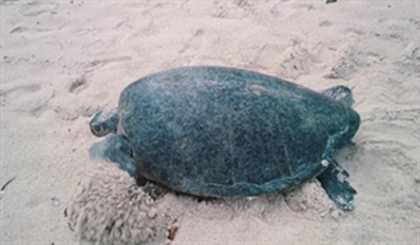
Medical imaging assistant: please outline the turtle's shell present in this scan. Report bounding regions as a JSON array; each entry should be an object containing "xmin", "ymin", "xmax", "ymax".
[{"xmin": 118, "ymin": 66, "xmax": 360, "ymax": 197}]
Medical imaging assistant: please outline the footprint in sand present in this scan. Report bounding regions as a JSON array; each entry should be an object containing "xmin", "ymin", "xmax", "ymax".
[
  {"xmin": 52, "ymin": 75, "xmax": 99, "ymax": 121},
  {"xmin": 68, "ymin": 76, "xmax": 88, "ymax": 94},
  {"xmin": 9, "ymin": 26, "xmax": 30, "ymax": 34},
  {"xmin": 319, "ymin": 20, "xmax": 333, "ymax": 27},
  {"xmin": 252, "ymin": 41, "xmax": 318, "ymax": 80},
  {"xmin": 53, "ymin": 105, "xmax": 98, "ymax": 121},
  {"xmin": 0, "ymin": 84, "xmax": 54, "ymax": 116},
  {"xmin": 20, "ymin": 2, "xmax": 58, "ymax": 17},
  {"xmin": 323, "ymin": 47, "xmax": 366, "ymax": 80}
]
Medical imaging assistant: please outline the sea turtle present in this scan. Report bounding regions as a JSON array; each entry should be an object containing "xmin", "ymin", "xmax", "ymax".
[{"xmin": 89, "ymin": 66, "xmax": 360, "ymax": 211}]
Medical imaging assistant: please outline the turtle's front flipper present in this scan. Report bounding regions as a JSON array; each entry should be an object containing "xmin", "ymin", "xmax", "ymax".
[
  {"xmin": 317, "ymin": 160, "xmax": 356, "ymax": 211},
  {"xmin": 322, "ymin": 85, "xmax": 354, "ymax": 107},
  {"xmin": 89, "ymin": 134, "xmax": 138, "ymax": 179}
]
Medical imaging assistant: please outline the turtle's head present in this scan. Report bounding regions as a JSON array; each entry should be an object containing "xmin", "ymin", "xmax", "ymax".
[{"xmin": 90, "ymin": 108, "xmax": 119, "ymax": 137}]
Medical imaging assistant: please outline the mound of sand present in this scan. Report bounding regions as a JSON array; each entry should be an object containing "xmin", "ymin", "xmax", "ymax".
[{"xmin": 67, "ymin": 164, "xmax": 174, "ymax": 245}]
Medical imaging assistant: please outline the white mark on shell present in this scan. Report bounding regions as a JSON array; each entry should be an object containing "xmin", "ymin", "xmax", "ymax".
[
  {"xmin": 321, "ymin": 159, "xmax": 329, "ymax": 167},
  {"xmin": 246, "ymin": 84, "xmax": 270, "ymax": 96}
]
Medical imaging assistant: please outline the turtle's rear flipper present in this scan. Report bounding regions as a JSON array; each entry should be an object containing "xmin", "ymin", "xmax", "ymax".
[
  {"xmin": 316, "ymin": 161, "xmax": 356, "ymax": 211},
  {"xmin": 322, "ymin": 85, "xmax": 354, "ymax": 107},
  {"xmin": 89, "ymin": 134, "xmax": 138, "ymax": 179}
]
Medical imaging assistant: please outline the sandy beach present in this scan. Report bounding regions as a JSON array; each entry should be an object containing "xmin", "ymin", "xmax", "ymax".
[{"xmin": 1, "ymin": 0, "xmax": 419, "ymax": 244}]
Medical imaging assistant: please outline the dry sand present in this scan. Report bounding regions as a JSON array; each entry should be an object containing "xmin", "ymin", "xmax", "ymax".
[{"xmin": 1, "ymin": 0, "xmax": 419, "ymax": 244}]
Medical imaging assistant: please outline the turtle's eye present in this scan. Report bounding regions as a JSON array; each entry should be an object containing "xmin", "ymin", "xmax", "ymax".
[
  {"xmin": 94, "ymin": 125, "xmax": 101, "ymax": 133},
  {"xmin": 90, "ymin": 122, "xmax": 105, "ymax": 137}
]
